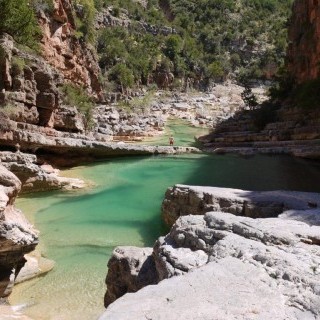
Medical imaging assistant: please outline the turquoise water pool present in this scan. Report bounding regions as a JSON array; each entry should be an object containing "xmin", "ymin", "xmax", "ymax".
[{"xmin": 10, "ymin": 153, "xmax": 320, "ymax": 320}]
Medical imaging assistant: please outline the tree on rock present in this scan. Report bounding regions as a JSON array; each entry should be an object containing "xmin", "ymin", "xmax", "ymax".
[
  {"xmin": 0, "ymin": 0, "xmax": 41, "ymax": 49},
  {"xmin": 241, "ymin": 84, "xmax": 258, "ymax": 110},
  {"xmin": 109, "ymin": 63, "xmax": 134, "ymax": 93}
]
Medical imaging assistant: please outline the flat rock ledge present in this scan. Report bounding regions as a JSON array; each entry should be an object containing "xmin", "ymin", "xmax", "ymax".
[
  {"xmin": 162, "ymin": 184, "xmax": 320, "ymax": 226},
  {"xmin": 101, "ymin": 187, "xmax": 320, "ymax": 320},
  {"xmin": 0, "ymin": 122, "xmax": 200, "ymax": 166},
  {"xmin": 0, "ymin": 151, "xmax": 85, "ymax": 193}
]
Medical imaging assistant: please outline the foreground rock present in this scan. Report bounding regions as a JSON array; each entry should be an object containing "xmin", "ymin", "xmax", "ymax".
[
  {"xmin": 101, "ymin": 187, "xmax": 320, "ymax": 320},
  {"xmin": 104, "ymin": 247, "xmax": 157, "ymax": 306},
  {"xmin": 102, "ymin": 212, "xmax": 320, "ymax": 320},
  {"xmin": 0, "ymin": 165, "xmax": 38, "ymax": 298},
  {"xmin": 15, "ymin": 250, "xmax": 54, "ymax": 284}
]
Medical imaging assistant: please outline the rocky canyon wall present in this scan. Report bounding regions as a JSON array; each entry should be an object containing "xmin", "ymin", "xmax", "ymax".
[
  {"xmin": 287, "ymin": 0, "xmax": 320, "ymax": 84},
  {"xmin": 39, "ymin": 0, "xmax": 102, "ymax": 98},
  {"xmin": 0, "ymin": 0, "xmax": 102, "ymax": 135},
  {"xmin": 0, "ymin": 165, "xmax": 38, "ymax": 298}
]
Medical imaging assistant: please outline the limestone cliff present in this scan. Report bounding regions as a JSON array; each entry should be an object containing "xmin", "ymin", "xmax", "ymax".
[{"xmin": 287, "ymin": 0, "xmax": 320, "ymax": 84}]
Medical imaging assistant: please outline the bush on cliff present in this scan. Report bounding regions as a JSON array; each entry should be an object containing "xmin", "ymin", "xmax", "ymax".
[
  {"xmin": 74, "ymin": 0, "xmax": 97, "ymax": 43},
  {"xmin": 61, "ymin": 84, "xmax": 94, "ymax": 132},
  {"xmin": 95, "ymin": 0, "xmax": 293, "ymax": 90},
  {"xmin": 0, "ymin": 0, "xmax": 41, "ymax": 49}
]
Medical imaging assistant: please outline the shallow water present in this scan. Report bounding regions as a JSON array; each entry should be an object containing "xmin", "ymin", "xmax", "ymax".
[
  {"xmin": 9, "ymin": 153, "xmax": 320, "ymax": 320},
  {"xmin": 138, "ymin": 118, "xmax": 209, "ymax": 146}
]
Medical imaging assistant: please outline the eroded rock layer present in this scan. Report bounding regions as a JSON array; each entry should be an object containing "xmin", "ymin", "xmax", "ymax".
[
  {"xmin": 0, "ymin": 151, "xmax": 84, "ymax": 192},
  {"xmin": 0, "ymin": 165, "xmax": 38, "ymax": 298}
]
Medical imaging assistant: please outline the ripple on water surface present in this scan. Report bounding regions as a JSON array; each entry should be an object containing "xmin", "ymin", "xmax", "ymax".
[{"xmin": 9, "ymin": 153, "xmax": 320, "ymax": 320}]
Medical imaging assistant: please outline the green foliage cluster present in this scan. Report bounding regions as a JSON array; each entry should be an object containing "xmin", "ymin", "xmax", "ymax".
[
  {"xmin": 95, "ymin": 0, "xmax": 293, "ymax": 90},
  {"xmin": 98, "ymin": 26, "xmax": 162, "ymax": 89},
  {"xmin": 12, "ymin": 56, "xmax": 25, "ymax": 73},
  {"xmin": 61, "ymin": 84, "xmax": 94, "ymax": 131},
  {"xmin": 0, "ymin": 0, "xmax": 294, "ymax": 92},
  {"xmin": 74, "ymin": 0, "xmax": 97, "ymax": 43},
  {"xmin": 119, "ymin": 89, "xmax": 156, "ymax": 114},
  {"xmin": 171, "ymin": 0, "xmax": 293, "ymax": 82},
  {"xmin": 32, "ymin": 0, "xmax": 54, "ymax": 14},
  {"xmin": 268, "ymin": 66, "xmax": 294, "ymax": 101},
  {"xmin": 241, "ymin": 85, "xmax": 258, "ymax": 110},
  {"xmin": 0, "ymin": 104, "xmax": 18, "ymax": 119},
  {"xmin": 0, "ymin": 0, "xmax": 41, "ymax": 50}
]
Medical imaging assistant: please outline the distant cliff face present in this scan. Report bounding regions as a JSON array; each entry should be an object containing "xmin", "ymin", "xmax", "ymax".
[
  {"xmin": 287, "ymin": 0, "xmax": 320, "ymax": 83},
  {"xmin": 39, "ymin": 0, "xmax": 102, "ymax": 98},
  {"xmin": 0, "ymin": 0, "xmax": 104, "ymax": 132}
]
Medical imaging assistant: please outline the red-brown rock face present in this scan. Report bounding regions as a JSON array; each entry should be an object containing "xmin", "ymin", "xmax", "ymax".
[
  {"xmin": 287, "ymin": 0, "xmax": 320, "ymax": 83},
  {"xmin": 39, "ymin": 0, "xmax": 102, "ymax": 99}
]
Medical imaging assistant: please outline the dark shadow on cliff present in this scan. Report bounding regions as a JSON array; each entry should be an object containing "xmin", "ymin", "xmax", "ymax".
[{"xmin": 200, "ymin": 100, "xmax": 281, "ymax": 148}]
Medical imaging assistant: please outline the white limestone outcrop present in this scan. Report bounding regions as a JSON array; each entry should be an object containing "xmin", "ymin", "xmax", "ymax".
[
  {"xmin": 162, "ymin": 184, "xmax": 320, "ymax": 226},
  {"xmin": 101, "ymin": 186, "xmax": 320, "ymax": 320}
]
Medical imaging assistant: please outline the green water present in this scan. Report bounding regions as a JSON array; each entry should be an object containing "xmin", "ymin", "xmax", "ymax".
[
  {"xmin": 138, "ymin": 119, "xmax": 209, "ymax": 146},
  {"xmin": 9, "ymin": 153, "xmax": 320, "ymax": 320}
]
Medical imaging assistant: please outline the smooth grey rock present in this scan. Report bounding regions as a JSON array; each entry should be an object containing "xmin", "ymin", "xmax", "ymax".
[
  {"xmin": 162, "ymin": 184, "xmax": 320, "ymax": 226},
  {"xmin": 0, "ymin": 151, "xmax": 85, "ymax": 193},
  {"xmin": 101, "ymin": 257, "xmax": 318, "ymax": 320},
  {"xmin": 104, "ymin": 247, "xmax": 158, "ymax": 307},
  {"xmin": 102, "ymin": 190, "xmax": 320, "ymax": 320}
]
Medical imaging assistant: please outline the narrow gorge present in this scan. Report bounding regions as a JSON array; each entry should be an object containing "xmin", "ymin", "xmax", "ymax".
[{"xmin": 0, "ymin": 0, "xmax": 319, "ymax": 319}]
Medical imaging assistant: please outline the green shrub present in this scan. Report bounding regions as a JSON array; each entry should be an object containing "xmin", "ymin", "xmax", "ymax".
[
  {"xmin": 207, "ymin": 61, "xmax": 225, "ymax": 81},
  {"xmin": 32, "ymin": 0, "xmax": 54, "ymax": 14},
  {"xmin": 268, "ymin": 67, "xmax": 294, "ymax": 101},
  {"xmin": 94, "ymin": 0, "xmax": 293, "ymax": 89},
  {"xmin": 74, "ymin": 0, "xmax": 96, "ymax": 43},
  {"xmin": 241, "ymin": 85, "xmax": 258, "ymax": 110},
  {"xmin": 109, "ymin": 63, "xmax": 134, "ymax": 91},
  {"xmin": 11, "ymin": 56, "xmax": 25, "ymax": 75},
  {"xmin": 0, "ymin": 0, "xmax": 41, "ymax": 50},
  {"xmin": 0, "ymin": 104, "xmax": 17, "ymax": 118},
  {"xmin": 112, "ymin": 6, "xmax": 120, "ymax": 17},
  {"xmin": 61, "ymin": 84, "xmax": 94, "ymax": 131}
]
